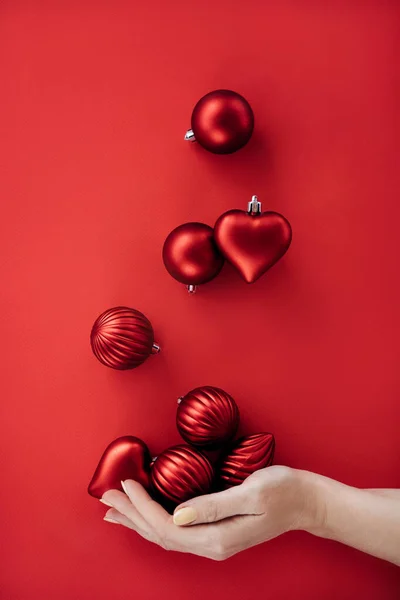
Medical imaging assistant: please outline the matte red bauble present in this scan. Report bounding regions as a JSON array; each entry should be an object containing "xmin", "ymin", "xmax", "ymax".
[
  {"xmin": 90, "ymin": 306, "xmax": 160, "ymax": 370},
  {"xmin": 214, "ymin": 195, "xmax": 292, "ymax": 284},
  {"xmin": 162, "ymin": 222, "xmax": 224, "ymax": 293},
  {"xmin": 219, "ymin": 433, "xmax": 275, "ymax": 489},
  {"xmin": 177, "ymin": 386, "xmax": 239, "ymax": 449},
  {"xmin": 88, "ymin": 436, "xmax": 151, "ymax": 498},
  {"xmin": 151, "ymin": 445, "xmax": 214, "ymax": 507},
  {"xmin": 185, "ymin": 89, "xmax": 254, "ymax": 154}
]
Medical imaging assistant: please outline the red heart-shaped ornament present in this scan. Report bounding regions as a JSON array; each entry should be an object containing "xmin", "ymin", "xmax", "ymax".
[
  {"xmin": 214, "ymin": 198, "xmax": 292, "ymax": 283},
  {"xmin": 88, "ymin": 436, "xmax": 151, "ymax": 498}
]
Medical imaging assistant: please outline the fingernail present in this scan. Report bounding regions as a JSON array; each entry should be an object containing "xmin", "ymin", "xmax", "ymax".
[
  {"xmin": 121, "ymin": 480, "xmax": 128, "ymax": 495},
  {"xmin": 100, "ymin": 498, "xmax": 114, "ymax": 508},
  {"xmin": 104, "ymin": 516, "xmax": 120, "ymax": 524},
  {"xmin": 173, "ymin": 507, "xmax": 197, "ymax": 526}
]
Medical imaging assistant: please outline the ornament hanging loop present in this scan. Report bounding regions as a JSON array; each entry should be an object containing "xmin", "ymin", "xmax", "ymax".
[
  {"xmin": 151, "ymin": 343, "xmax": 161, "ymax": 354},
  {"xmin": 184, "ymin": 129, "xmax": 196, "ymax": 142},
  {"xmin": 248, "ymin": 195, "xmax": 262, "ymax": 215},
  {"xmin": 187, "ymin": 284, "xmax": 197, "ymax": 294}
]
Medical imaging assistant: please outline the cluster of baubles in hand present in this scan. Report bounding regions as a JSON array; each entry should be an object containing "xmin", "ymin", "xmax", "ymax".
[{"xmin": 88, "ymin": 385, "xmax": 275, "ymax": 509}]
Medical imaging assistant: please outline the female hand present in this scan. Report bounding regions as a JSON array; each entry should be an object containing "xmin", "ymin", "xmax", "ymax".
[
  {"xmin": 100, "ymin": 466, "xmax": 319, "ymax": 560},
  {"xmin": 101, "ymin": 465, "xmax": 400, "ymax": 564}
]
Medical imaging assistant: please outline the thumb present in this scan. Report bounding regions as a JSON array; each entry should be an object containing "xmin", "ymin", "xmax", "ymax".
[{"xmin": 173, "ymin": 486, "xmax": 248, "ymax": 526}]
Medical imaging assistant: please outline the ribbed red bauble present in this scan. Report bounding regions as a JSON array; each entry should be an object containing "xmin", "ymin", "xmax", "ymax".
[
  {"xmin": 185, "ymin": 89, "xmax": 254, "ymax": 154},
  {"xmin": 90, "ymin": 306, "xmax": 160, "ymax": 370},
  {"xmin": 151, "ymin": 445, "xmax": 214, "ymax": 507},
  {"xmin": 88, "ymin": 436, "xmax": 151, "ymax": 498},
  {"xmin": 177, "ymin": 386, "xmax": 239, "ymax": 449},
  {"xmin": 162, "ymin": 222, "xmax": 224, "ymax": 293},
  {"xmin": 214, "ymin": 195, "xmax": 292, "ymax": 283},
  {"xmin": 219, "ymin": 433, "xmax": 275, "ymax": 488}
]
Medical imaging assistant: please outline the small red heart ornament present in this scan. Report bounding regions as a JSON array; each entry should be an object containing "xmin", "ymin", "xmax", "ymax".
[
  {"xmin": 88, "ymin": 435, "xmax": 151, "ymax": 498},
  {"xmin": 214, "ymin": 196, "xmax": 292, "ymax": 283}
]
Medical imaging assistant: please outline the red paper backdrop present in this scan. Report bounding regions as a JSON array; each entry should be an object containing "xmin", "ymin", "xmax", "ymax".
[{"xmin": 1, "ymin": 1, "xmax": 399, "ymax": 598}]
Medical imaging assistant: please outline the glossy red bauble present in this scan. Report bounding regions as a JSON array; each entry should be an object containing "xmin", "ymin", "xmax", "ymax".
[
  {"xmin": 151, "ymin": 445, "xmax": 214, "ymax": 507},
  {"xmin": 90, "ymin": 306, "xmax": 160, "ymax": 370},
  {"xmin": 162, "ymin": 222, "xmax": 224, "ymax": 293},
  {"xmin": 214, "ymin": 196, "xmax": 292, "ymax": 283},
  {"xmin": 88, "ymin": 436, "xmax": 151, "ymax": 498},
  {"xmin": 177, "ymin": 386, "xmax": 239, "ymax": 449},
  {"xmin": 219, "ymin": 432, "xmax": 275, "ymax": 488},
  {"xmin": 185, "ymin": 89, "xmax": 254, "ymax": 154}
]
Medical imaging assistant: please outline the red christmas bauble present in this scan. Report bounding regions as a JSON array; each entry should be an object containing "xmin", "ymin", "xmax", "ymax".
[
  {"xmin": 219, "ymin": 433, "xmax": 275, "ymax": 488},
  {"xmin": 185, "ymin": 90, "xmax": 254, "ymax": 154},
  {"xmin": 162, "ymin": 222, "xmax": 224, "ymax": 293},
  {"xmin": 90, "ymin": 306, "xmax": 160, "ymax": 370},
  {"xmin": 214, "ymin": 196, "xmax": 292, "ymax": 283},
  {"xmin": 151, "ymin": 445, "xmax": 214, "ymax": 507},
  {"xmin": 88, "ymin": 436, "xmax": 151, "ymax": 498},
  {"xmin": 177, "ymin": 386, "xmax": 239, "ymax": 449}
]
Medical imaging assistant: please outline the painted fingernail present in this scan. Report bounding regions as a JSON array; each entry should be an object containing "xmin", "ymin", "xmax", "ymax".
[
  {"xmin": 173, "ymin": 507, "xmax": 197, "ymax": 526},
  {"xmin": 100, "ymin": 498, "xmax": 114, "ymax": 508},
  {"xmin": 104, "ymin": 516, "xmax": 120, "ymax": 524},
  {"xmin": 121, "ymin": 480, "xmax": 128, "ymax": 495}
]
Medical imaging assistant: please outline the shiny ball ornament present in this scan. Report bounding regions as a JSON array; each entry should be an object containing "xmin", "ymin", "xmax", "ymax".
[
  {"xmin": 219, "ymin": 432, "xmax": 275, "ymax": 489},
  {"xmin": 151, "ymin": 445, "xmax": 214, "ymax": 507},
  {"xmin": 177, "ymin": 386, "xmax": 239, "ymax": 449},
  {"xmin": 88, "ymin": 436, "xmax": 151, "ymax": 498},
  {"xmin": 214, "ymin": 195, "xmax": 292, "ymax": 284},
  {"xmin": 162, "ymin": 222, "xmax": 224, "ymax": 293},
  {"xmin": 90, "ymin": 306, "xmax": 160, "ymax": 370},
  {"xmin": 185, "ymin": 89, "xmax": 254, "ymax": 154}
]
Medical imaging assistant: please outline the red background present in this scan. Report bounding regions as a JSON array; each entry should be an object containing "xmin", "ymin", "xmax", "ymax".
[{"xmin": 1, "ymin": 1, "xmax": 399, "ymax": 598}]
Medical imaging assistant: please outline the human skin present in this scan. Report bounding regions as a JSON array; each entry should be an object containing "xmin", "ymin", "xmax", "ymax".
[{"xmin": 99, "ymin": 466, "xmax": 400, "ymax": 565}]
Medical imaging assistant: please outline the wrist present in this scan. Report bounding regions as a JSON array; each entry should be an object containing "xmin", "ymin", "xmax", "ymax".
[{"xmin": 289, "ymin": 469, "xmax": 328, "ymax": 535}]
